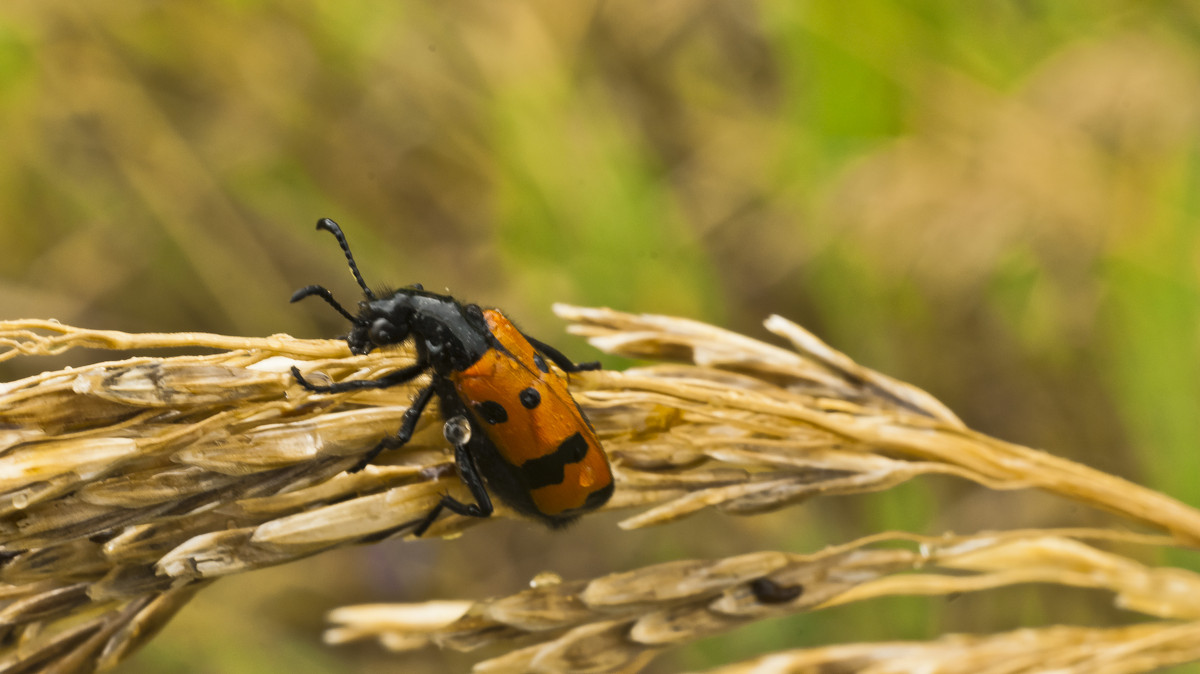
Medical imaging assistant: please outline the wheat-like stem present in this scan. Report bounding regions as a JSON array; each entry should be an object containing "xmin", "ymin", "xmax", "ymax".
[
  {"xmin": 0, "ymin": 308, "xmax": 1196, "ymax": 672},
  {"xmin": 326, "ymin": 530, "xmax": 1200, "ymax": 674},
  {"xmin": 698, "ymin": 621, "xmax": 1200, "ymax": 674}
]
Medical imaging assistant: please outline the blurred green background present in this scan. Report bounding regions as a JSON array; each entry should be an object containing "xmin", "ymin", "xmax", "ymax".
[{"xmin": 2, "ymin": 1, "xmax": 1200, "ymax": 672}]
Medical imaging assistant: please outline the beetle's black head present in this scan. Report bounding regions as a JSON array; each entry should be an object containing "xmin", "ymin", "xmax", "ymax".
[
  {"xmin": 352, "ymin": 289, "xmax": 492, "ymax": 372},
  {"xmin": 294, "ymin": 218, "xmax": 492, "ymax": 372},
  {"xmin": 292, "ymin": 218, "xmax": 408, "ymax": 354},
  {"xmin": 345, "ymin": 292, "xmax": 419, "ymax": 355}
]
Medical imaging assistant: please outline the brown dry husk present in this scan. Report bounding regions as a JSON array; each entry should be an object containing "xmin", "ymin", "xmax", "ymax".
[{"xmin": 0, "ymin": 307, "xmax": 1196, "ymax": 673}]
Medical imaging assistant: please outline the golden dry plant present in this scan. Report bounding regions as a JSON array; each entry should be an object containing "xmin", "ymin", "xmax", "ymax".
[
  {"xmin": 326, "ymin": 532, "xmax": 1200, "ymax": 674},
  {"xmin": 0, "ymin": 307, "xmax": 1197, "ymax": 672}
]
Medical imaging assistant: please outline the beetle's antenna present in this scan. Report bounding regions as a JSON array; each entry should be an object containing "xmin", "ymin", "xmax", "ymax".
[
  {"xmin": 316, "ymin": 218, "xmax": 376, "ymax": 300},
  {"xmin": 290, "ymin": 285, "xmax": 358, "ymax": 322}
]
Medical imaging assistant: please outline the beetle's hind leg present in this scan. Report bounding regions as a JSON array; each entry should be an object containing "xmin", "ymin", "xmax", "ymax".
[{"xmin": 523, "ymin": 334, "xmax": 601, "ymax": 373}]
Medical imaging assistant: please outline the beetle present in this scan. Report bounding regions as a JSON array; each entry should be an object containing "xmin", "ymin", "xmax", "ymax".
[{"xmin": 290, "ymin": 218, "xmax": 613, "ymax": 536}]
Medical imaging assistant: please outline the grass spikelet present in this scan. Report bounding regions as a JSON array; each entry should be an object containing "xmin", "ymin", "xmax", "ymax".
[
  {"xmin": 326, "ymin": 531, "xmax": 1200, "ymax": 673},
  {"xmin": 697, "ymin": 621, "xmax": 1200, "ymax": 674},
  {"xmin": 0, "ymin": 308, "xmax": 1197, "ymax": 671},
  {"xmin": 554, "ymin": 305, "xmax": 1200, "ymax": 541}
]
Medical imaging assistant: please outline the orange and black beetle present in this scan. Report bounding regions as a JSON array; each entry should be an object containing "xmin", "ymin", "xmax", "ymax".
[{"xmin": 291, "ymin": 218, "xmax": 613, "ymax": 535}]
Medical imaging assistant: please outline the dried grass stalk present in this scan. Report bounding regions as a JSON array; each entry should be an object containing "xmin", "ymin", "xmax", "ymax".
[
  {"xmin": 555, "ymin": 306, "xmax": 1200, "ymax": 540},
  {"xmin": 325, "ymin": 530, "xmax": 1200, "ymax": 673},
  {"xmin": 696, "ymin": 621, "xmax": 1200, "ymax": 674},
  {"xmin": 0, "ymin": 308, "xmax": 1196, "ymax": 672}
]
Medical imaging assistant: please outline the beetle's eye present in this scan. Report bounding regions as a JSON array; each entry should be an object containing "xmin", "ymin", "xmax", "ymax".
[{"xmin": 368, "ymin": 318, "xmax": 399, "ymax": 345}]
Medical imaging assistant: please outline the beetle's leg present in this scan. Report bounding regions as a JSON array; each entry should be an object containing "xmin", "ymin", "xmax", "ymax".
[
  {"xmin": 291, "ymin": 359, "xmax": 426, "ymax": 394},
  {"xmin": 523, "ymin": 334, "xmax": 600, "ymax": 373},
  {"xmin": 411, "ymin": 428, "xmax": 494, "ymax": 537},
  {"xmin": 347, "ymin": 383, "xmax": 436, "ymax": 473}
]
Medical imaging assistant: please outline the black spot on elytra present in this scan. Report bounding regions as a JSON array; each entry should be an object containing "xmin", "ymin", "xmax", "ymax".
[
  {"xmin": 475, "ymin": 400, "xmax": 508, "ymax": 424},
  {"xmin": 520, "ymin": 432, "xmax": 590, "ymax": 489},
  {"xmin": 556, "ymin": 432, "xmax": 589, "ymax": 462},
  {"xmin": 519, "ymin": 387, "xmax": 541, "ymax": 409},
  {"xmin": 532, "ymin": 353, "xmax": 549, "ymax": 373}
]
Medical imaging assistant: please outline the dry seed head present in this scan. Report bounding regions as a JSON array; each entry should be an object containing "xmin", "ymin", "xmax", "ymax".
[
  {"xmin": 328, "ymin": 531, "xmax": 1200, "ymax": 673},
  {"xmin": 0, "ymin": 309, "xmax": 1196, "ymax": 671},
  {"xmin": 696, "ymin": 621, "xmax": 1200, "ymax": 674}
]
